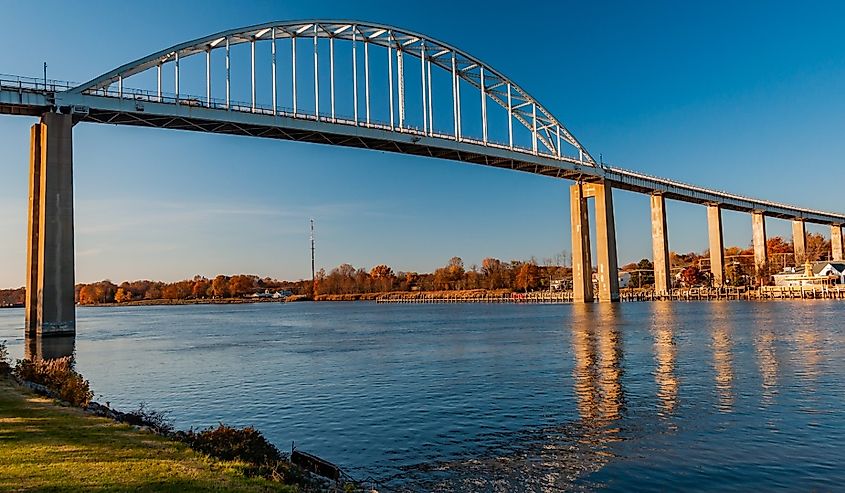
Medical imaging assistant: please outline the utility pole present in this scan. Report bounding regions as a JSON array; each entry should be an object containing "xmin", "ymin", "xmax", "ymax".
[
  {"xmin": 310, "ymin": 219, "xmax": 316, "ymax": 297},
  {"xmin": 43, "ymin": 62, "xmax": 47, "ymax": 87}
]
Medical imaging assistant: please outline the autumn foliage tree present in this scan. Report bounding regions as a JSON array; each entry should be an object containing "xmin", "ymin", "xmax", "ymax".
[
  {"xmin": 515, "ymin": 261, "xmax": 540, "ymax": 292},
  {"xmin": 432, "ymin": 257, "xmax": 466, "ymax": 290},
  {"xmin": 192, "ymin": 278, "xmax": 211, "ymax": 298},
  {"xmin": 369, "ymin": 265, "xmax": 395, "ymax": 292},
  {"xmin": 805, "ymin": 233, "xmax": 831, "ymax": 262},
  {"xmin": 76, "ymin": 281, "xmax": 117, "ymax": 304},
  {"xmin": 211, "ymin": 275, "xmax": 230, "ymax": 298},
  {"xmin": 114, "ymin": 288, "xmax": 133, "ymax": 303},
  {"xmin": 680, "ymin": 266, "xmax": 704, "ymax": 287},
  {"xmin": 481, "ymin": 257, "xmax": 509, "ymax": 289},
  {"xmin": 229, "ymin": 275, "xmax": 257, "ymax": 297}
]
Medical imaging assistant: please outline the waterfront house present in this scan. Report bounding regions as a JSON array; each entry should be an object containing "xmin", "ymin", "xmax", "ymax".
[
  {"xmin": 773, "ymin": 261, "xmax": 842, "ymax": 287},
  {"xmin": 814, "ymin": 262, "xmax": 845, "ymax": 284},
  {"xmin": 249, "ymin": 290, "xmax": 274, "ymax": 299}
]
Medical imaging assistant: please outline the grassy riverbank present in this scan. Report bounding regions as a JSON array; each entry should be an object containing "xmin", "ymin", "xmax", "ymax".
[{"xmin": 0, "ymin": 377, "xmax": 293, "ymax": 492}]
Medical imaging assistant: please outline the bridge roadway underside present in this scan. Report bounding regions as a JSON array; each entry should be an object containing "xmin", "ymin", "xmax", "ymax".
[{"xmin": 80, "ymin": 107, "xmax": 592, "ymax": 181}]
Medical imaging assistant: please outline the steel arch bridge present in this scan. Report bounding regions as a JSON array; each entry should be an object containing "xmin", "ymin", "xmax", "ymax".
[
  {"xmin": 1, "ymin": 19, "xmax": 844, "ymax": 337},
  {"xmin": 1, "ymin": 19, "xmax": 843, "ymax": 222}
]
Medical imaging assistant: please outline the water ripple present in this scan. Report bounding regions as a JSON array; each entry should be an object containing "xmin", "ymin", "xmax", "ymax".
[{"xmin": 1, "ymin": 300, "xmax": 843, "ymax": 491}]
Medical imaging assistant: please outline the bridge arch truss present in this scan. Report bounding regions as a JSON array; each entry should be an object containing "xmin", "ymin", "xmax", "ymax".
[{"xmin": 69, "ymin": 20, "xmax": 596, "ymax": 168}]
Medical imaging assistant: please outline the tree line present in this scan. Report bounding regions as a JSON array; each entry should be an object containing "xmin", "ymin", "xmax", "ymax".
[
  {"xmin": 72, "ymin": 275, "xmax": 307, "ymax": 305},
  {"xmin": 315, "ymin": 256, "xmax": 564, "ymax": 295},
  {"xmin": 0, "ymin": 233, "xmax": 835, "ymax": 306}
]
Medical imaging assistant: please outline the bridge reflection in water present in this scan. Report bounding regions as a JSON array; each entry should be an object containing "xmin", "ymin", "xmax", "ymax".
[
  {"xmin": 390, "ymin": 301, "xmax": 830, "ymax": 491},
  {"xmin": 4, "ymin": 302, "xmax": 838, "ymax": 491},
  {"xmin": 393, "ymin": 304, "xmax": 631, "ymax": 491}
]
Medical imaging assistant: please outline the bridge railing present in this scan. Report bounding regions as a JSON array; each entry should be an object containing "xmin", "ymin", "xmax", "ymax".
[
  {"xmin": 0, "ymin": 74, "xmax": 78, "ymax": 93},
  {"xmin": 603, "ymin": 165, "xmax": 843, "ymax": 219}
]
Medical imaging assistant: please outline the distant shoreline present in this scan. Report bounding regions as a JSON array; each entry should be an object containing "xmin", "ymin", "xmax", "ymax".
[
  {"xmin": 0, "ymin": 290, "xmax": 518, "ymax": 309},
  {"xmin": 80, "ymin": 296, "xmax": 311, "ymax": 308}
]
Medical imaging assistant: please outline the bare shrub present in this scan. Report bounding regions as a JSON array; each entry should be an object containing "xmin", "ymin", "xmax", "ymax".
[
  {"xmin": 179, "ymin": 424, "xmax": 282, "ymax": 464},
  {"xmin": 13, "ymin": 357, "xmax": 93, "ymax": 407},
  {"xmin": 0, "ymin": 340, "xmax": 9, "ymax": 374},
  {"xmin": 119, "ymin": 402, "xmax": 174, "ymax": 434}
]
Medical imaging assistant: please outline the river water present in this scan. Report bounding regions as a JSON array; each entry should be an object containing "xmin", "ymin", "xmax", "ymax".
[{"xmin": 1, "ymin": 301, "xmax": 843, "ymax": 491}]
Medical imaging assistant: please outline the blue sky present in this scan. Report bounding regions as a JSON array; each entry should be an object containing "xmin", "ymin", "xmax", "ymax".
[{"xmin": 1, "ymin": 0, "xmax": 844, "ymax": 287}]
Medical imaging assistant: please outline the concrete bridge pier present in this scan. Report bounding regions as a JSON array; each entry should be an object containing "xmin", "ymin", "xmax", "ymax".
[
  {"xmin": 831, "ymin": 225, "xmax": 843, "ymax": 261},
  {"xmin": 650, "ymin": 193, "xmax": 671, "ymax": 294},
  {"xmin": 25, "ymin": 112, "xmax": 75, "ymax": 336},
  {"xmin": 792, "ymin": 219, "xmax": 807, "ymax": 264},
  {"xmin": 570, "ymin": 182, "xmax": 594, "ymax": 303},
  {"xmin": 707, "ymin": 204, "xmax": 725, "ymax": 287},
  {"xmin": 752, "ymin": 211, "xmax": 768, "ymax": 285},
  {"xmin": 570, "ymin": 181, "xmax": 619, "ymax": 303}
]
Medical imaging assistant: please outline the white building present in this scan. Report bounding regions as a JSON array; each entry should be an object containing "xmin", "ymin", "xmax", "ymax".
[
  {"xmin": 772, "ymin": 261, "xmax": 844, "ymax": 287},
  {"xmin": 814, "ymin": 262, "xmax": 845, "ymax": 284}
]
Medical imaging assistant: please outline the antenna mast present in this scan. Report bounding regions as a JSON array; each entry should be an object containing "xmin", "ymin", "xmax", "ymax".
[{"xmin": 310, "ymin": 219, "xmax": 316, "ymax": 296}]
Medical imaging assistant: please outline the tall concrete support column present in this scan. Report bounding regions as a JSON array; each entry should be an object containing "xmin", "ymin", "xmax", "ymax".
[
  {"xmin": 570, "ymin": 183, "xmax": 593, "ymax": 303},
  {"xmin": 752, "ymin": 212, "xmax": 768, "ymax": 286},
  {"xmin": 25, "ymin": 124, "xmax": 43, "ymax": 334},
  {"xmin": 585, "ymin": 182, "xmax": 620, "ymax": 302},
  {"xmin": 831, "ymin": 225, "xmax": 843, "ymax": 261},
  {"xmin": 707, "ymin": 204, "xmax": 725, "ymax": 288},
  {"xmin": 650, "ymin": 193, "xmax": 671, "ymax": 294},
  {"xmin": 25, "ymin": 112, "xmax": 75, "ymax": 336},
  {"xmin": 792, "ymin": 219, "xmax": 806, "ymax": 265}
]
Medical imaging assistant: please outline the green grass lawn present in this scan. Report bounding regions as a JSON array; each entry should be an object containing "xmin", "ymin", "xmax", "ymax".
[{"xmin": 0, "ymin": 377, "xmax": 295, "ymax": 492}]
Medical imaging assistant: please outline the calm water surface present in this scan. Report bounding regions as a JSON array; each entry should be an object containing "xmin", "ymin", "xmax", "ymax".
[{"xmin": 2, "ymin": 301, "xmax": 843, "ymax": 491}]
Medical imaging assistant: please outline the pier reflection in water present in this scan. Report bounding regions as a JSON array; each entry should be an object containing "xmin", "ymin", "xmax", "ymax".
[
  {"xmin": 710, "ymin": 302, "xmax": 734, "ymax": 412},
  {"xmin": 793, "ymin": 323, "xmax": 822, "ymax": 386},
  {"xmin": 1, "ymin": 301, "xmax": 843, "ymax": 491},
  {"xmin": 752, "ymin": 309, "xmax": 779, "ymax": 407},
  {"xmin": 395, "ymin": 304, "xmax": 628, "ymax": 492},
  {"xmin": 25, "ymin": 334, "xmax": 75, "ymax": 361},
  {"xmin": 571, "ymin": 304, "xmax": 624, "ymax": 434},
  {"xmin": 650, "ymin": 302, "xmax": 677, "ymax": 415}
]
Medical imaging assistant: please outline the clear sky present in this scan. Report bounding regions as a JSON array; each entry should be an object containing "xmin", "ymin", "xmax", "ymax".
[{"xmin": 1, "ymin": 0, "xmax": 844, "ymax": 287}]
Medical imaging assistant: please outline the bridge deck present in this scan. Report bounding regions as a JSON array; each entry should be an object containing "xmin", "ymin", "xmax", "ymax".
[{"xmin": 2, "ymin": 79, "xmax": 843, "ymax": 225}]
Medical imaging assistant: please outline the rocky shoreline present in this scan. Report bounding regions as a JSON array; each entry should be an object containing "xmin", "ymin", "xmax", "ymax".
[
  {"xmin": 9, "ymin": 372, "xmax": 376, "ymax": 492},
  {"xmin": 14, "ymin": 376, "xmax": 171, "ymax": 434}
]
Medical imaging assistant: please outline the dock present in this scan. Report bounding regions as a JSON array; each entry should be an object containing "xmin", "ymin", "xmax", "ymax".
[{"xmin": 375, "ymin": 286, "xmax": 845, "ymax": 304}]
